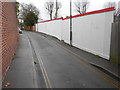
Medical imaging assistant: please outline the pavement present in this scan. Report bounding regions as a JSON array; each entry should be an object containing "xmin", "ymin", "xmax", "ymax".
[
  {"xmin": 2, "ymin": 30, "xmax": 120, "ymax": 89},
  {"xmin": 2, "ymin": 31, "xmax": 39, "ymax": 88}
]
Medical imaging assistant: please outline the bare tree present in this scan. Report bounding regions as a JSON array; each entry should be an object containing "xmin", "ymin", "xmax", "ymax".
[
  {"xmin": 74, "ymin": 0, "xmax": 89, "ymax": 14},
  {"xmin": 104, "ymin": 2, "xmax": 117, "ymax": 16},
  {"xmin": 27, "ymin": 4, "xmax": 40, "ymax": 16},
  {"xmin": 19, "ymin": 3, "xmax": 40, "ymax": 20},
  {"xmin": 45, "ymin": 0, "xmax": 54, "ymax": 20},
  {"xmin": 116, "ymin": 1, "xmax": 120, "ymax": 16},
  {"xmin": 104, "ymin": 2, "xmax": 120, "ymax": 22},
  {"xmin": 54, "ymin": 0, "xmax": 62, "ymax": 18},
  {"xmin": 19, "ymin": 3, "xmax": 28, "ymax": 19},
  {"xmin": 115, "ymin": 1, "xmax": 120, "ymax": 21},
  {"xmin": 104, "ymin": 2, "xmax": 116, "ymax": 8}
]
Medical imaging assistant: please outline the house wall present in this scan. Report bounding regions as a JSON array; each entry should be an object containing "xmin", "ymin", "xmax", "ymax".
[
  {"xmin": 0, "ymin": 2, "xmax": 2, "ymax": 89},
  {"xmin": 0, "ymin": 2, "xmax": 19, "ymax": 80}
]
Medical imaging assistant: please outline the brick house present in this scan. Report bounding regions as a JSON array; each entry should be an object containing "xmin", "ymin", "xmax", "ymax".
[{"xmin": 0, "ymin": 0, "xmax": 19, "ymax": 84}]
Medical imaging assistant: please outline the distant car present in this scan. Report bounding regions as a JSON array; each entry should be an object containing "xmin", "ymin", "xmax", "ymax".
[{"xmin": 19, "ymin": 28, "xmax": 22, "ymax": 34}]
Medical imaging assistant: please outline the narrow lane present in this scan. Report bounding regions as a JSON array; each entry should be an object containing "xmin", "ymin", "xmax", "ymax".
[{"xmin": 26, "ymin": 31, "xmax": 118, "ymax": 88}]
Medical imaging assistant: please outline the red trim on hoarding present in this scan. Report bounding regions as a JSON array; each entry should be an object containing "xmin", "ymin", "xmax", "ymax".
[
  {"xmin": 62, "ymin": 7, "xmax": 114, "ymax": 20},
  {"xmin": 36, "ymin": 18, "xmax": 62, "ymax": 24},
  {"xmin": 35, "ymin": 7, "xmax": 114, "ymax": 23}
]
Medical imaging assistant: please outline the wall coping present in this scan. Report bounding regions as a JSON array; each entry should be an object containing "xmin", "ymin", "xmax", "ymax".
[{"xmin": 36, "ymin": 7, "xmax": 114, "ymax": 23}]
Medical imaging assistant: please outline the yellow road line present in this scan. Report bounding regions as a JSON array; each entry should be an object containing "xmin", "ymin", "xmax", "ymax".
[
  {"xmin": 66, "ymin": 49, "xmax": 120, "ymax": 89},
  {"xmin": 37, "ymin": 53, "xmax": 49, "ymax": 88},
  {"xmin": 57, "ymin": 41, "xmax": 120, "ymax": 89},
  {"xmin": 28, "ymin": 34, "xmax": 52, "ymax": 88},
  {"xmin": 37, "ymin": 53, "xmax": 52, "ymax": 88},
  {"xmin": 43, "ymin": 36, "xmax": 120, "ymax": 89}
]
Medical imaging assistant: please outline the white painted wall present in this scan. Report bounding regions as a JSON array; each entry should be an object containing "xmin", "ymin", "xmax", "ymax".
[
  {"xmin": 61, "ymin": 19, "xmax": 70, "ymax": 44},
  {"xmin": 36, "ymin": 11, "xmax": 114, "ymax": 60},
  {"xmin": 72, "ymin": 11, "xmax": 113, "ymax": 59},
  {"xmin": 37, "ymin": 20, "xmax": 62, "ymax": 40},
  {"xmin": 46, "ymin": 20, "xmax": 62, "ymax": 40}
]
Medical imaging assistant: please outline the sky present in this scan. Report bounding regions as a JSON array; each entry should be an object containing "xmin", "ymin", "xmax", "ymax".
[{"xmin": 17, "ymin": 0, "xmax": 120, "ymax": 20}]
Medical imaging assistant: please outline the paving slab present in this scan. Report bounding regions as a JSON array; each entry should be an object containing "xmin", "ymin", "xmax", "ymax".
[{"xmin": 2, "ymin": 32, "xmax": 36, "ymax": 88}]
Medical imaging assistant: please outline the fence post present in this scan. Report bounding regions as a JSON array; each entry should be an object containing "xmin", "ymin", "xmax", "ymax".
[{"xmin": 110, "ymin": 21, "xmax": 120, "ymax": 65}]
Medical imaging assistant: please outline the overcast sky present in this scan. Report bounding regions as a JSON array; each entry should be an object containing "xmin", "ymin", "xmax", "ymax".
[{"xmin": 17, "ymin": 0, "xmax": 120, "ymax": 20}]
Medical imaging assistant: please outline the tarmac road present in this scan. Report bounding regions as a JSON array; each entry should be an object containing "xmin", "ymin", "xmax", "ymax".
[{"xmin": 26, "ymin": 31, "xmax": 119, "ymax": 88}]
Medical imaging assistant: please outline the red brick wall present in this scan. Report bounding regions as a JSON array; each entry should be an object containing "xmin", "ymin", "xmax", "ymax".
[
  {"xmin": 0, "ymin": 2, "xmax": 19, "ymax": 79},
  {"xmin": 0, "ymin": 1, "xmax": 2, "ymax": 89}
]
